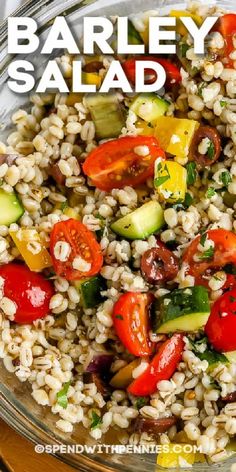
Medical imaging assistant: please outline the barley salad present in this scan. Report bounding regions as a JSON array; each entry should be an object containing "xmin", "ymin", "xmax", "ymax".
[{"xmin": 1, "ymin": 1, "xmax": 236, "ymax": 468}]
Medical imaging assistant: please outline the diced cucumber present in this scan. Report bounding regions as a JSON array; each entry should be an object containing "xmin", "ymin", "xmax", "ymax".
[
  {"xmin": 130, "ymin": 93, "xmax": 169, "ymax": 123},
  {"xmin": 84, "ymin": 93, "xmax": 125, "ymax": 139},
  {"xmin": 110, "ymin": 201, "xmax": 164, "ymax": 240},
  {"xmin": 128, "ymin": 20, "xmax": 143, "ymax": 45},
  {"xmin": 74, "ymin": 276, "xmax": 106, "ymax": 309},
  {"xmin": 153, "ymin": 286, "xmax": 210, "ymax": 334},
  {"xmin": 0, "ymin": 189, "xmax": 24, "ymax": 226}
]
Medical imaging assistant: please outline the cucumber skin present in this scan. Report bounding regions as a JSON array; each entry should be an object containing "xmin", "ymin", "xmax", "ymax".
[
  {"xmin": 128, "ymin": 20, "xmax": 143, "ymax": 45},
  {"xmin": 0, "ymin": 190, "xmax": 24, "ymax": 226},
  {"xmin": 110, "ymin": 201, "xmax": 164, "ymax": 240},
  {"xmin": 74, "ymin": 276, "xmax": 106, "ymax": 309},
  {"xmin": 153, "ymin": 286, "xmax": 210, "ymax": 334}
]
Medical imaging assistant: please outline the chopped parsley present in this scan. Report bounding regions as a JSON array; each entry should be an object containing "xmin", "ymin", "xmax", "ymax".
[
  {"xmin": 220, "ymin": 100, "xmax": 227, "ymax": 108},
  {"xmin": 188, "ymin": 337, "xmax": 228, "ymax": 366},
  {"xmin": 180, "ymin": 43, "xmax": 190, "ymax": 58},
  {"xmin": 61, "ymin": 200, "xmax": 68, "ymax": 212},
  {"xmin": 220, "ymin": 171, "xmax": 232, "ymax": 187},
  {"xmin": 200, "ymin": 232, "xmax": 207, "ymax": 247},
  {"xmin": 154, "ymin": 164, "xmax": 170, "ymax": 188},
  {"xmin": 57, "ymin": 381, "xmax": 70, "ymax": 409},
  {"xmin": 186, "ymin": 162, "xmax": 197, "ymax": 186},
  {"xmin": 198, "ymin": 82, "xmax": 206, "ymax": 98},
  {"xmin": 91, "ymin": 411, "xmax": 102, "ymax": 429},
  {"xmin": 183, "ymin": 192, "xmax": 193, "ymax": 208},
  {"xmin": 115, "ymin": 314, "xmax": 123, "ymax": 320},
  {"xmin": 206, "ymin": 187, "xmax": 216, "ymax": 198},
  {"xmin": 135, "ymin": 397, "xmax": 148, "ymax": 410},
  {"xmin": 207, "ymin": 140, "xmax": 215, "ymax": 160},
  {"xmin": 199, "ymin": 246, "xmax": 214, "ymax": 260}
]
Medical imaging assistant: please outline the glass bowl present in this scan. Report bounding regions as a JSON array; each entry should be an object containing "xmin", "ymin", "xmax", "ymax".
[{"xmin": 0, "ymin": 0, "xmax": 235, "ymax": 471}]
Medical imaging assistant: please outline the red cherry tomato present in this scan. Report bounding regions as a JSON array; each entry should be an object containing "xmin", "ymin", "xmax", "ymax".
[
  {"xmin": 128, "ymin": 334, "xmax": 184, "ymax": 396},
  {"xmin": 50, "ymin": 219, "xmax": 103, "ymax": 281},
  {"xmin": 213, "ymin": 14, "xmax": 236, "ymax": 67},
  {"xmin": 83, "ymin": 136, "xmax": 165, "ymax": 191},
  {"xmin": 112, "ymin": 292, "xmax": 154, "ymax": 357},
  {"xmin": 0, "ymin": 263, "xmax": 54, "ymax": 324},
  {"xmin": 183, "ymin": 229, "xmax": 236, "ymax": 287},
  {"xmin": 123, "ymin": 56, "xmax": 181, "ymax": 89},
  {"xmin": 205, "ymin": 287, "xmax": 236, "ymax": 352}
]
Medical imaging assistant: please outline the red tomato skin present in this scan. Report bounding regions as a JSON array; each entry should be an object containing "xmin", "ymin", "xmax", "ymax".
[
  {"xmin": 50, "ymin": 219, "xmax": 103, "ymax": 281},
  {"xmin": 112, "ymin": 292, "xmax": 154, "ymax": 357},
  {"xmin": 183, "ymin": 229, "xmax": 236, "ymax": 286},
  {"xmin": 205, "ymin": 287, "xmax": 236, "ymax": 352},
  {"xmin": 0, "ymin": 263, "xmax": 54, "ymax": 324},
  {"xmin": 123, "ymin": 56, "xmax": 181, "ymax": 89},
  {"xmin": 82, "ymin": 136, "xmax": 165, "ymax": 191},
  {"xmin": 213, "ymin": 14, "xmax": 236, "ymax": 67},
  {"xmin": 128, "ymin": 334, "xmax": 184, "ymax": 396}
]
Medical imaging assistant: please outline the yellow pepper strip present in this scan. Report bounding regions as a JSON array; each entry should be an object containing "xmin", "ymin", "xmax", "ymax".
[
  {"xmin": 82, "ymin": 71, "xmax": 101, "ymax": 88},
  {"xmin": 154, "ymin": 116, "xmax": 200, "ymax": 158},
  {"xmin": 136, "ymin": 120, "xmax": 155, "ymax": 136},
  {"xmin": 169, "ymin": 10, "xmax": 203, "ymax": 36},
  {"xmin": 154, "ymin": 160, "xmax": 187, "ymax": 203},
  {"xmin": 110, "ymin": 359, "xmax": 141, "ymax": 389},
  {"xmin": 66, "ymin": 93, "xmax": 84, "ymax": 106},
  {"xmin": 63, "ymin": 207, "xmax": 81, "ymax": 220},
  {"xmin": 10, "ymin": 229, "xmax": 52, "ymax": 272},
  {"xmin": 156, "ymin": 443, "xmax": 196, "ymax": 468}
]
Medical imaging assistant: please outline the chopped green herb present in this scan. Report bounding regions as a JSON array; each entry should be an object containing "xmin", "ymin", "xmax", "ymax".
[
  {"xmin": 199, "ymin": 246, "xmax": 214, "ymax": 260},
  {"xmin": 186, "ymin": 162, "xmax": 197, "ymax": 186},
  {"xmin": 220, "ymin": 171, "xmax": 232, "ymax": 187},
  {"xmin": 207, "ymin": 141, "xmax": 215, "ymax": 160},
  {"xmin": 180, "ymin": 43, "xmax": 190, "ymax": 58},
  {"xmin": 200, "ymin": 232, "xmax": 207, "ymax": 247},
  {"xmin": 61, "ymin": 200, "xmax": 68, "ymax": 212},
  {"xmin": 220, "ymin": 100, "xmax": 227, "ymax": 108},
  {"xmin": 183, "ymin": 192, "xmax": 193, "ymax": 208},
  {"xmin": 154, "ymin": 164, "xmax": 170, "ymax": 188},
  {"xmin": 229, "ymin": 295, "xmax": 236, "ymax": 303},
  {"xmin": 189, "ymin": 337, "xmax": 228, "ymax": 366},
  {"xmin": 206, "ymin": 187, "xmax": 216, "ymax": 198},
  {"xmin": 91, "ymin": 411, "xmax": 102, "ymax": 429},
  {"xmin": 135, "ymin": 397, "xmax": 148, "ymax": 410},
  {"xmin": 198, "ymin": 82, "xmax": 206, "ymax": 98},
  {"xmin": 57, "ymin": 381, "xmax": 70, "ymax": 409},
  {"xmin": 115, "ymin": 314, "xmax": 123, "ymax": 320}
]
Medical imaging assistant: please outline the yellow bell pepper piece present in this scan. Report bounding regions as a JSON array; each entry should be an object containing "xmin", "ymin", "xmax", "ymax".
[
  {"xmin": 110, "ymin": 359, "xmax": 141, "ymax": 389},
  {"xmin": 169, "ymin": 10, "xmax": 203, "ymax": 36},
  {"xmin": 156, "ymin": 443, "xmax": 196, "ymax": 468},
  {"xmin": 10, "ymin": 229, "xmax": 52, "ymax": 272},
  {"xmin": 66, "ymin": 93, "xmax": 84, "ymax": 106},
  {"xmin": 154, "ymin": 160, "xmax": 187, "ymax": 203},
  {"xmin": 136, "ymin": 120, "xmax": 155, "ymax": 136},
  {"xmin": 154, "ymin": 116, "xmax": 199, "ymax": 158},
  {"xmin": 82, "ymin": 72, "xmax": 101, "ymax": 88},
  {"xmin": 64, "ymin": 207, "xmax": 81, "ymax": 220}
]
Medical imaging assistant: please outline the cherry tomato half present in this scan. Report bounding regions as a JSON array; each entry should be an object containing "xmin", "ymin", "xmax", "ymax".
[
  {"xmin": 83, "ymin": 136, "xmax": 165, "ymax": 191},
  {"xmin": 128, "ymin": 334, "xmax": 184, "ymax": 396},
  {"xmin": 0, "ymin": 263, "xmax": 54, "ymax": 324},
  {"xmin": 50, "ymin": 219, "xmax": 103, "ymax": 281},
  {"xmin": 183, "ymin": 229, "xmax": 236, "ymax": 287},
  {"xmin": 205, "ymin": 287, "xmax": 236, "ymax": 352},
  {"xmin": 213, "ymin": 14, "xmax": 236, "ymax": 67},
  {"xmin": 112, "ymin": 292, "xmax": 154, "ymax": 357},
  {"xmin": 141, "ymin": 240, "xmax": 179, "ymax": 285},
  {"xmin": 190, "ymin": 126, "xmax": 221, "ymax": 168},
  {"xmin": 123, "ymin": 56, "xmax": 181, "ymax": 89}
]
